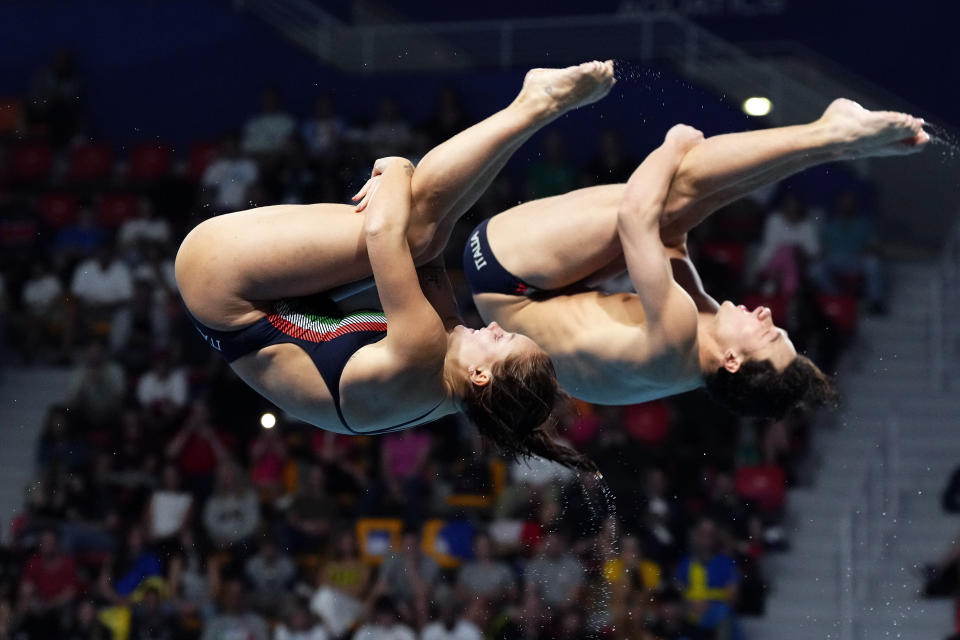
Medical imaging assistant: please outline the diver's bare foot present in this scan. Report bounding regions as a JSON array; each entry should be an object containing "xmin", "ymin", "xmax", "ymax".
[
  {"xmin": 515, "ymin": 60, "xmax": 616, "ymax": 119},
  {"xmin": 821, "ymin": 98, "xmax": 930, "ymax": 158}
]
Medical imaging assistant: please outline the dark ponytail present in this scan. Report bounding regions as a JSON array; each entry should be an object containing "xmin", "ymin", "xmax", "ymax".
[
  {"xmin": 460, "ymin": 351, "xmax": 597, "ymax": 473},
  {"xmin": 524, "ymin": 426, "xmax": 598, "ymax": 473}
]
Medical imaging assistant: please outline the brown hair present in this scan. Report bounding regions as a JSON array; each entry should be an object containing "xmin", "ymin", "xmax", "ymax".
[
  {"xmin": 703, "ymin": 354, "xmax": 838, "ymax": 419},
  {"xmin": 459, "ymin": 351, "xmax": 597, "ymax": 473}
]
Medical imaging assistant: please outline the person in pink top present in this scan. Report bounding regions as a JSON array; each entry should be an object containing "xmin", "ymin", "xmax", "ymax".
[
  {"xmin": 364, "ymin": 430, "xmax": 433, "ymax": 525},
  {"xmin": 249, "ymin": 426, "xmax": 288, "ymax": 501}
]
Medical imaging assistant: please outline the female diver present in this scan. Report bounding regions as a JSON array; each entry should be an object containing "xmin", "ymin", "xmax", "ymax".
[{"xmin": 175, "ymin": 61, "xmax": 615, "ymax": 470}]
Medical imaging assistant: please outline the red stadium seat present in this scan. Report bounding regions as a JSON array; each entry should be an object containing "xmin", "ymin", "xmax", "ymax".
[
  {"xmin": 68, "ymin": 142, "xmax": 114, "ymax": 182},
  {"xmin": 834, "ymin": 273, "xmax": 864, "ymax": 297},
  {"xmin": 128, "ymin": 142, "xmax": 172, "ymax": 181},
  {"xmin": 97, "ymin": 192, "xmax": 139, "ymax": 227},
  {"xmin": 10, "ymin": 142, "xmax": 53, "ymax": 183},
  {"xmin": 700, "ymin": 242, "xmax": 747, "ymax": 280},
  {"xmin": 623, "ymin": 400, "xmax": 671, "ymax": 445},
  {"xmin": 0, "ymin": 98, "xmax": 23, "ymax": 136},
  {"xmin": 818, "ymin": 294, "xmax": 858, "ymax": 338},
  {"xmin": 38, "ymin": 193, "xmax": 79, "ymax": 228},
  {"xmin": 741, "ymin": 293, "xmax": 789, "ymax": 326},
  {"xmin": 735, "ymin": 465, "xmax": 786, "ymax": 512},
  {"xmin": 186, "ymin": 141, "xmax": 218, "ymax": 181},
  {"xmin": 0, "ymin": 218, "xmax": 39, "ymax": 249}
]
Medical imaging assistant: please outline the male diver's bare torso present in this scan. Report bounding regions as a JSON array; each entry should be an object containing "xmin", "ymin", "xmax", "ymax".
[
  {"xmin": 473, "ymin": 287, "xmax": 703, "ymax": 405},
  {"xmin": 470, "ymin": 184, "xmax": 704, "ymax": 404}
]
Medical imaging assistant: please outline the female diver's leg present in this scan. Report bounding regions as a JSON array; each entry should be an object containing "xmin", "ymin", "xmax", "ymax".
[
  {"xmin": 176, "ymin": 62, "xmax": 616, "ymax": 329},
  {"xmin": 175, "ymin": 203, "xmax": 371, "ymax": 329},
  {"xmin": 408, "ymin": 60, "xmax": 615, "ymax": 260}
]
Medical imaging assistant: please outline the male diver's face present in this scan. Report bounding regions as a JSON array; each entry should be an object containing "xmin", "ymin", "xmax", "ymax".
[
  {"xmin": 715, "ymin": 301, "xmax": 797, "ymax": 372},
  {"xmin": 451, "ymin": 321, "xmax": 541, "ymax": 386}
]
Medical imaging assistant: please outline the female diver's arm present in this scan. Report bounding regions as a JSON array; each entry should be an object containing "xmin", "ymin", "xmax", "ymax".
[{"xmin": 363, "ymin": 160, "xmax": 446, "ymax": 354}]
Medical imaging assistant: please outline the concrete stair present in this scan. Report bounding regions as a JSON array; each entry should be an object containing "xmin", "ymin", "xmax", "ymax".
[
  {"xmin": 0, "ymin": 367, "xmax": 73, "ymax": 544},
  {"xmin": 743, "ymin": 261, "xmax": 957, "ymax": 640}
]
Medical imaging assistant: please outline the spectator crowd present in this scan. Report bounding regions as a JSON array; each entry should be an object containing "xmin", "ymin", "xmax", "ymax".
[{"xmin": 0, "ymin": 49, "xmax": 883, "ymax": 640}]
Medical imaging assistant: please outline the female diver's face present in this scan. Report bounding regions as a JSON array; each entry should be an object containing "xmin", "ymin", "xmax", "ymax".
[
  {"xmin": 715, "ymin": 301, "xmax": 797, "ymax": 372},
  {"xmin": 452, "ymin": 322, "xmax": 542, "ymax": 385}
]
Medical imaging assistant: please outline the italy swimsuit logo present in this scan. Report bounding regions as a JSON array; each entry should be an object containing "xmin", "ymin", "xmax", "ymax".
[{"xmin": 469, "ymin": 230, "xmax": 487, "ymax": 270}]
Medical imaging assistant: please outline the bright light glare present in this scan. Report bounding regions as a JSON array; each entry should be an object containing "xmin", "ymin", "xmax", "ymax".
[
  {"xmin": 260, "ymin": 412, "xmax": 276, "ymax": 429},
  {"xmin": 743, "ymin": 97, "xmax": 772, "ymax": 117}
]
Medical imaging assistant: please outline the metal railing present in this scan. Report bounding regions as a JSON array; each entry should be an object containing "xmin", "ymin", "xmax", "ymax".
[
  {"xmin": 233, "ymin": 0, "xmax": 343, "ymax": 60},
  {"xmin": 234, "ymin": 2, "xmax": 830, "ymax": 122},
  {"xmin": 838, "ymin": 415, "xmax": 901, "ymax": 640},
  {"xmin": 935, "ymin": 218, "xmax": 960, "ymax": 392}
]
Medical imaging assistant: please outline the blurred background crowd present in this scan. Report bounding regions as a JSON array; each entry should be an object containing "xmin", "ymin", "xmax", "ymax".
[{"xmin": 0, "ymin": 17, "xmax": 891, "ymax": 640}]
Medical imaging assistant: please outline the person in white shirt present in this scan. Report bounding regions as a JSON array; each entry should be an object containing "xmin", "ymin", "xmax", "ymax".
[
  {"xmin": 203, "ymin": 463, "xmax": 262, "ymax": 549},
  {"xmin": 455, "ymin": 533, "xmax": 517, "ymax": 605},
  {"xmin": 22, "ymin": 261, "xmax": 63, "ymax": 315},
  {"xmin": 146, "ymin": 464, "xmax": 193, "ymax": 543},
  {"xmin": 70, "ymin": 245, "xmax": 133, "ymax": 308},
  {"xmin": 752, "ymin": 191, "xmax": 820, "ymax": 298},
  {"xmin": 19, "ymin": 260, "xmax": 67, "ymax": 359},
  {"xmin": 510, "ymin": 449, "xmax": 575, "ymax": 489},
  {"xmin": 202, "ymin": 578, "xmax": 269, "ymax": 640},
  {"xmin": 420, "ymin": 600, "xmax": 483, "ymax": 640},
  {"xmin": 118, "ymin": 198, "xmax": 171, "ymax": 250},
  {"xmin": 524, "ymin": 531, "xmax": 585, "ymax": 609},
  {"xmin": 243, "ymin": 88, "xmax": 296, "ymax": 155},
  {"xmin": 353, "ymin": 597, "xmax": 416, "ymax": 640},
  {"xmin": 202, "ymin": 135, "xmax": 260, "ymax": 213},
  {"xmin": 136, "ymin": 351, "xmax": 187, "ymax": 415},
  {"xmin": 274, "ymin": 602, "xmax": 329, "ymax": 640},
  {"xmin": 69, "ymin": 246, "xmax": 132, "ymax": 361},
  {"xmin": 491, "ymin": 441, "xmax": 577, "ymax": 522},
  {"xmin": 244, "ymin": 539, "xmax": 296, "ymax": 613}
]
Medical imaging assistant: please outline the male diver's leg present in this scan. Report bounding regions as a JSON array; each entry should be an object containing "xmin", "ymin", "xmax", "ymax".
[
  {"xmin": 660, "ymin": 98, "xmax": 926, "ymax": 244},
  {"xmin": 486, "ymin": 100, "xmax": 926, "ymax": 291},
  {"xmin": 484, "ymin": 184, "xmax": 626, "ymax": 290}
]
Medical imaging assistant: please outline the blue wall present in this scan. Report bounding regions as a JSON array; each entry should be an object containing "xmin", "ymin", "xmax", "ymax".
[
  {"xmin": 1, "ymin": 0, "xmax": 336, "ymax": 145},
  {"xmin": 0, "ymin": 0, "xmax": 751, "ymax": 166}
]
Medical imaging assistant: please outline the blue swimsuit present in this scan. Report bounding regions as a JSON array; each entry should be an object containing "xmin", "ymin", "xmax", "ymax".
[
  {"xmin": 189, "ymin": 294, "xmax": 439, "ymax": 435},
  {"xmin": 462, "ymin": 218, "xmax": 538, "ymax": 297}
]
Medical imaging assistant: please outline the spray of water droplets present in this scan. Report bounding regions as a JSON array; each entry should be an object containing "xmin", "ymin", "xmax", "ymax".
[
  {"xmin": 925, "ymin": 122, "xmax": 960, "ymax": 160},
  {"xmin": 561, "ymin": 471, "xmax": 623, "ymax": 638}
]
